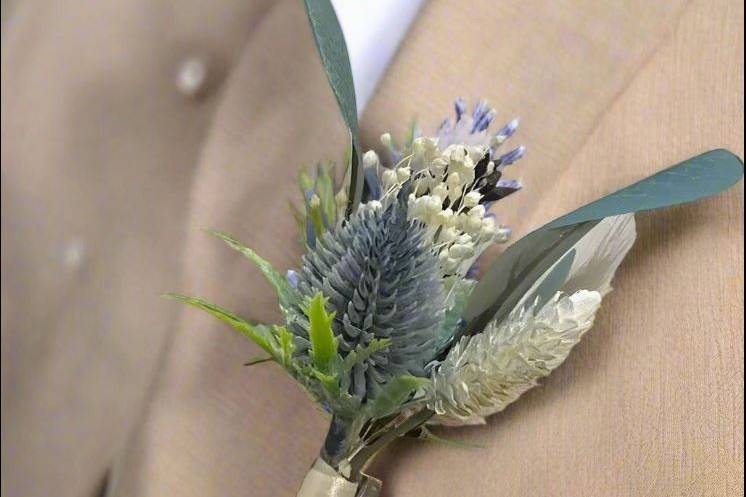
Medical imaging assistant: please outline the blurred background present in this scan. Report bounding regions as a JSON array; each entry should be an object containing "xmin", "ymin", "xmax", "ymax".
[{"xmin": 2, "ymin": 1, "xmax": 743, "ymax": 497}]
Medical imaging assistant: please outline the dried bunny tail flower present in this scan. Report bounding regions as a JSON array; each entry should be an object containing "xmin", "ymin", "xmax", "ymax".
[
  {"xmin": 429, "ymin": 215, "xmax": 637, "ymax": 425},
  {"xmin": 289, "ymin": 200, "xmax": 446, "ymax": 401},
  {"xmin": 428, "ymin": 290, "xmax": 602, "ymax": 424}
]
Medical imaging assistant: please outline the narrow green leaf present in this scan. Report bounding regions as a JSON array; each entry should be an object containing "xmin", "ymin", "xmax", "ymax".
[
  {"xmin": 306, "ymin": 195, "xmax": 327, "ymax": 239},
  {"xmin": 307, "ymin": 292, "xmax": 337, "ymax": 372},
  {"xmin": 342, "ymin": 338, "xmax": 391, "ymax": 372},
  {"xmin": 316, "ymin": 163, "xmax": 338, "ymax": 225},
  {"xmin": 205, "ymin": 229, "xmax": 297, "ymax": 311},
  {"xmin": 275, "ymin": 325, "xmax": 296, "ymax": 369},
  {"xmin": 404, "ymin": 119, "xmax": 419, "ymax": 148},
  {"xmin": 302, "ymin": 0, "xmax": 363, "ymax": 211},
  {"xmin": 415, "ymin": 427, "xmax": 484, "ymax": 449},
  {"xmin": 310, "ymin": 368, "xmax": 341, "ymax": 397},
  {"xmin": 366, "ymin": 376, "xmax": 430, "ymax": 419},
  {"xmin": 244, "ymin": 356, "xmax": 273, "ymax": 366},
  {"xmin": 548, "ymin": 149, "xmax": 743, "ymax": 228},
  {"xmin": 298, "ymin": 170, "xmax": 315, "ymax": 193},
  {"xmin": 163, "ymin": 293, "xmax": 275, "ymax": 356}
]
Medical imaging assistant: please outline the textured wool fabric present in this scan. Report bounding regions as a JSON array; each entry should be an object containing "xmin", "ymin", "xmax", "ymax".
[{"xmin": 1, "ymin": 1, "xmax": 742, "ymax": 497}]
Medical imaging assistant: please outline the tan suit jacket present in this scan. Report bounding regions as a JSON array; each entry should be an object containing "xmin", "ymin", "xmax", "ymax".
[{"xmin": 2, "ymin": 1, "xmax": 743, "ymax": 496}]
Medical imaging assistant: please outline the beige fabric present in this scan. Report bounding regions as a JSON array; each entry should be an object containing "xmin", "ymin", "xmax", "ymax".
[
  {"xmin": 1, "ymin": 1, "xmax": 742, "ymax": 497},
  {"xmin": 1, "ymin": 1, "xmax": 277, "ymax": 495}
]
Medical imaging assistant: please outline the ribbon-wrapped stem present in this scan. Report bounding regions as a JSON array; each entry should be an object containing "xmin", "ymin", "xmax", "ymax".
[
  {"xmin": 296, "ymin": 459, "xmax": 381, "ymax": 497},
  {"xmin": 297, "ymin": 409, "xmax": 435, "ymax": 497}
]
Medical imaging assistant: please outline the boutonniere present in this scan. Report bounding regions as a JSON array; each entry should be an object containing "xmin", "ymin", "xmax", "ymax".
[{"xmin": 166, "ymin": 1, "xmax": 743, "ymax": 496}]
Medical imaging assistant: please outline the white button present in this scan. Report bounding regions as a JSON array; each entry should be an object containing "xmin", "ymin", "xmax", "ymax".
[
  {"xmin": 175, "ymin": 57, "xmax": 208, "ymax": 97},
  {"xmin": 62, "ymin": 238, "xmax": 86, "ymax": 270}
]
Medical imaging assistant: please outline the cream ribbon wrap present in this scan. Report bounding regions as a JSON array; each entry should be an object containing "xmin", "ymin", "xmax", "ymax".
[{"xmin": 296, "ymin": 459, "xmax": 382, "ymax": 497}]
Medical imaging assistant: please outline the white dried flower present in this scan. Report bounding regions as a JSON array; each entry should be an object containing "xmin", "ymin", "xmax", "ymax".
[
  {"xmin": 362, "ymin": 150, "xmax": 380, "ymax": 169},
  {"xmin": 463, "ymin": 191, "xmax": 482, "ymax": 208},
  {"xmin": 429, "ymin": 290, "xmax": 602, "ymax": 424},
  {"xmin": 396, "ymin": 166, "xmax": 412, "ymax": 183},
  {"xmin": 429, "ymin": 214, "xmax": 637, "ymax": 424},
  {"xmin": 381, "ymin": 169, "xmax": 398, "ymax": 190}
]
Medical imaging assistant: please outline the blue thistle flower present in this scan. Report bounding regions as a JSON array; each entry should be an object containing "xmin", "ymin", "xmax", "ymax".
[{"xmin": 289, "ymin": 201, "xmax": 446, "ymax": 401}]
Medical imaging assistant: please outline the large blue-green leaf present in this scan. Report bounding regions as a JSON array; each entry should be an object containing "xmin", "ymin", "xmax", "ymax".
[
  {"xmin": 547, "ymin": 149, "xmax": 743, "ymax": 228},
  {"xmin": 461, "ymin": 149, "xmax": 743, "ymax": 338},
  {"xmin": 460, "ymin": 222, "xmax": 597, "ymax": 338},
  {"xmin": 303, "ymin": 0, "xmax": 363, "ymax": 211},
  {"xmin": 521, "ymin": 248, "xmax": 576, "ymax": 312}
]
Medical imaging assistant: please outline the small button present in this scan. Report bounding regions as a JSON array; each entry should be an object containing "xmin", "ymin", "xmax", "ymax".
[
  {"xmin": 175, "ymin": 57, "xmax": 208, "ymax": 98},
  {"xmin": 62, "ymin": 238, "xmax": 86, "ymax": 270}
]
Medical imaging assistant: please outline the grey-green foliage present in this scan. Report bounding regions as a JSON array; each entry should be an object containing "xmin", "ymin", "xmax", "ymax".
[
  {"xmin": 463, "ymin": 149, "xmax": 744, "ymax": 338},
  {"xmin": 302, "ymin": 0, "xmax": 363, "ymax": 210},
  {"xmin": 547, "ymin": 149, "xmax": 744, "ymax": 228},
  {"xmin": 296, "ymin": 162, "xmax": 340, "ymax": 248}
]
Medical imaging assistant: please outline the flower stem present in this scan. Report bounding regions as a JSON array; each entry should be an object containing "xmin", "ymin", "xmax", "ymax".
[{"xmin": 347, "ymin": 409, "xmax": 434, "ymax": 480}]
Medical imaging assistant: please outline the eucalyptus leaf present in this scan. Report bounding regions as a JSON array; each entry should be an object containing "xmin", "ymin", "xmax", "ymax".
[
  {"xmin": 461, "ymin": 149, "xmax": 743, "ymax": 339},
  {"xmin": 521, "ymin": 248, "xmax": 576, "ymax": 312},
  {"xmin": 460, "ymin": 221, "xmax": 597, "ymax": 339},
  {"xmin": 547, "ymin": 149, "xmax": 743, "ymax": 228},
  {"xmin": 302, "ymin": 0, "xmax": 363, "ymax": 211}
]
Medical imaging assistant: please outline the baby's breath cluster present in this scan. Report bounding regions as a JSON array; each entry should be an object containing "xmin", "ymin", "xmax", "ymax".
[
  {"xmin": 376, "ymin": 140, "xmax": 510, "ymax": 276},
  {"xmin": 358, "ymin": 100, "xmax": 525, "ymax": 277}
]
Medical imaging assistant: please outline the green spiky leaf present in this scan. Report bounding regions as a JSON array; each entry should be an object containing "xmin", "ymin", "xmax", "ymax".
[
  {"xmin": 163, "ymin": 293, "xmax": 275, "ymax": 356},
  {"xmin": 205, "ymin": 229, "xmax": 297, "ymax": 311},
  {"xmin": 366, "ymin": 376, "xmax": 431, "ymax": 419},
  {"xmin": 274, "ymin": 325, "xmax": 296, "ymax": 368},
  {"xmin": 309, "ymin": 368, "xmax": 341, "ymax": 397},
  {"xmin": 307, "ymin": 292, "xmax": 337, "ymax": 372},
  {"xmin": 342, "ymin": 338, "xmax": 392, "ymax": 373}
]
